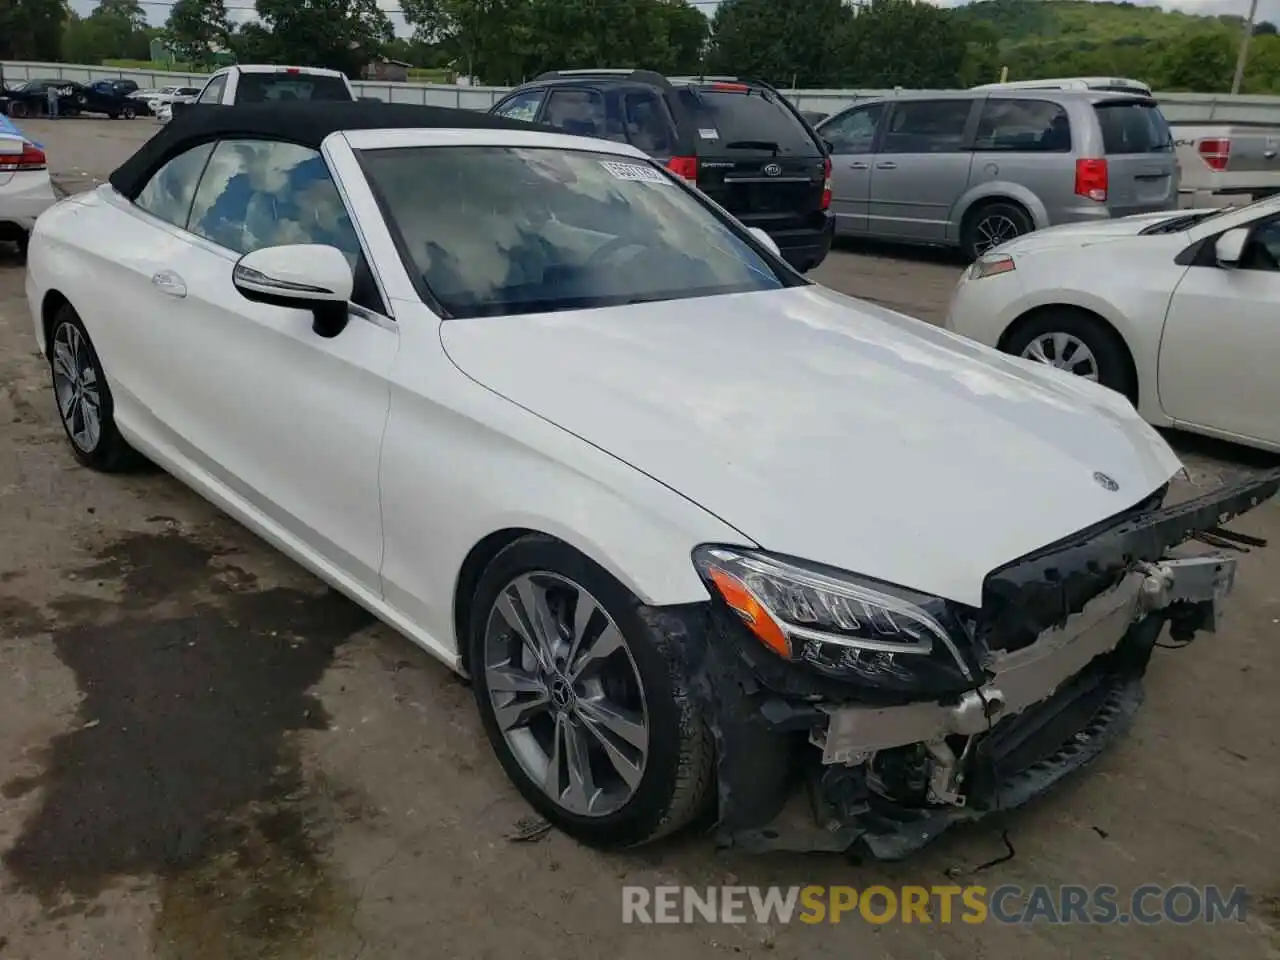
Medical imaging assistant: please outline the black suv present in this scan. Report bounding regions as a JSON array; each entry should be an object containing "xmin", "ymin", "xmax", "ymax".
[{"xmin": 491, "ymin": 70, "xmax": 835, "ymax": 273}]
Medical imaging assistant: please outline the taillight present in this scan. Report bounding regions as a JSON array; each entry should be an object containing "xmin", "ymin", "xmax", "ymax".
[
  {"xmin": 0, "ymin": 142, "xmax": 47, "ymax": 173},
  {"xmin": 1198, "ymin": 138, "xmax": 1230, "ymax": 171},
  {"xmin": 666, "ymin": 155, "xmax": 698, "ymax": 185},
  {"xmin": 709, "ymin": 82, "xmax": 749, "ymax": 93},
  {"xmin": 1074, "ymin": 158, "xmax": 1108, "ymax": 202},
  {"xmin": 821, "ymin": 156, "xmax": 832, "ymax": 211}
]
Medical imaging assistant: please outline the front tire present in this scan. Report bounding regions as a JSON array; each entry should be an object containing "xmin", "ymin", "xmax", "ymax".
[
  {"xmin": 469, "ymin": 534, "xmax": 714, "ymax": 848},
  {"xmin": 1003, "ymin": 307, "xmax": 1137, "ymax": 402},
  {"xmin": 48, "ymin": 305, "xmax": 142, "ymax": 472}
]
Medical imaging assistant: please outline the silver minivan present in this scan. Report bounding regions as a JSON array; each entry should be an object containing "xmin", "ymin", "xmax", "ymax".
[{"xmin": 816, "ymin": 90, "xmax": 1179, "ymax": 260}]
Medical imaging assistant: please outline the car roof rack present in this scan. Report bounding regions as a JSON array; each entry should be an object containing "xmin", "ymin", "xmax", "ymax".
[{"xmin": 533, "ymin": 69, "xmax": 672, "ymax": 89}]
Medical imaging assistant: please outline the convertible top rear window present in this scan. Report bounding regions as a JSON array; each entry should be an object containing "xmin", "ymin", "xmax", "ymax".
[{"xmin": 359, "ymin": 145, "xmax": 794, "ymax": 319}]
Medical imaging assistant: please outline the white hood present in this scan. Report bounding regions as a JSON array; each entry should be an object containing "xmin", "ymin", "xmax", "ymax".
[
  {"xmin": 440, "ymin": 286, "xmax": 1183, "ymax": 606},
  {"xmin": 996, "ymin": 209, "xmax": 1218, "ymax": 255}
]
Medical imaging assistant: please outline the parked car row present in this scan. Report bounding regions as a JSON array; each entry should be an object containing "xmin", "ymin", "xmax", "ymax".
[{"xmin": 0, "ymin": 78, "xmax": 149, "ymax": 119}]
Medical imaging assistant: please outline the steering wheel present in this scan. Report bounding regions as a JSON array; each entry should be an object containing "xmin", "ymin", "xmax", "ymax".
[{"xmin": 585, "ymin": 235, "xmax": 649, "ymax": 268}]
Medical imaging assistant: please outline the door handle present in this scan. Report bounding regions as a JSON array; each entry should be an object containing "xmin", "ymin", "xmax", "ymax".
[
  {"xmin": 151, "ymin": 271, "xmax": 187, "ymax": 298},
  {"xmin": 875, "ymin": 161, "xmax": 897, "ymax": 170},
  {"xmin": 849, "ymin": 161, "xmax": 869, "ymax": 170}
]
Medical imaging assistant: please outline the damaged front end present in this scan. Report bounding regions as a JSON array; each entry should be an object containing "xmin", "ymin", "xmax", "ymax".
[{"xmin": 652, "ymin": 468, "xmax": 1280, "ymax": 859}]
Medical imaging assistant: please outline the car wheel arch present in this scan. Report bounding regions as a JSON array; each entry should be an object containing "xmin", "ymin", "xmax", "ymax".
[
  {"xmin": 451, "ymin": 525, "xmax": 693, "ymax": 678},
  {"xmin": 999, "ymin": 303, "xmax": 1140, "ymax": 403},
  {"xmin": 41, "ymin": 289, "xmax": 72, "ymax": 352},
  {"xmin": 955, "ymin": 186, "xmax": 1047, "ymax": 236}
]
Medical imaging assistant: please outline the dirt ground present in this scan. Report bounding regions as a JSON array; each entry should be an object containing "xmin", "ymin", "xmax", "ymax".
[{"xmin": 0, "ymin": 117, "xmax": 1277, "ymax": 960}]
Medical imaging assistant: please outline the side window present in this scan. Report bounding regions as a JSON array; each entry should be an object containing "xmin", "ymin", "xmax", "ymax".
[
  {"xmin": 975, "ymin": 99, "xmax": 1071, "ymax": 153},
  {"xmin": 196, "ymin": 75, "xmax": 226, "ymax": 104},
  {"xmin": 622, "ymin": 91, "xmax": 674, "ymax": 154},
  {"xmin": 1239, "ymin": 220, "xmax": 1280, "ymax": 272},
  {"xmin": 187, "ymin": 139, "xmax": 361, "ymax": 260},
  {"xmin": 493, "ymin": 89, "xmax": 544, "ymax": 122},
  {"xmin": 542, "ymin": 89, "xmax": 608, "ymax": 138},
  {"xmin": 134, "ymin": 142, "xmax": 215, "ymax": 227},
  {"xmin": 821, "ymin": 104, "xmax": 884, "ymax": 155},
  {"xmin": 881, "ymin": 99, "xmax": 973, "ymax": 154}
]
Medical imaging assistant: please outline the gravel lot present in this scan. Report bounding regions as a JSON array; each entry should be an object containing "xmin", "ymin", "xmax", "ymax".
[{"xmin": 1, "ymin": 117, "xmax": 1277, "ymax": 960}]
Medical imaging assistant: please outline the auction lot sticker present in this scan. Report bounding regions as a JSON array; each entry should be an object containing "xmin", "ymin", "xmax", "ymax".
[{"xmin": 600, "ymin": 160, "xmax": 671, "ymax": 184}]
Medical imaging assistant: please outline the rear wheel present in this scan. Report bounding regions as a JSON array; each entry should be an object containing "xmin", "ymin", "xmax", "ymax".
[
  {"xmin": 9, "ymin": 102, "xmax": 28, "ymax": 119},
  {"xmin": 469, "ymin": 535, "xmax": 714, "ymax": 848},
  {"xmin": 962, "ymin": 200, "xmax": 1033, "ymax": 261},
  {"xmin": 120, "ymin": 103, "xmax": 135, "ymax": 120},
  {"xmin": 1003, "ymin": 307, "xmax": 1137, "ymax": 402},
  {"xmin": 48, "ymin": 305, "xmax": 142, "ymax": 472}
]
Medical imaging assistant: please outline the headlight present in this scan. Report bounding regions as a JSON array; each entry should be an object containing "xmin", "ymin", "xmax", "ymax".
[
  {"xmin": 693, "ymin": 546, "xmax": 977, "ymax": 694},
  {"xmin": 970, "ymin": 253, "xmax": 1016, "ymax": 280}
]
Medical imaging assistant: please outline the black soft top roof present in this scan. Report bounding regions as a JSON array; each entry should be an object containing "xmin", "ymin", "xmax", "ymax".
[{"xmin": 108, "ymin": 101, "xmax": 551, "ymax": 199}]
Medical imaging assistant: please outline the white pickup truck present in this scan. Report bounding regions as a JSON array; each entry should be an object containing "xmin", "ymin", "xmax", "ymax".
[
  {"xmin": 1169, "ymin": 123, "xmax": 1280, "ymax": 202},
  {"xmin": 171, "ymin": 64, "xmax": 356, "ymax": 119}
]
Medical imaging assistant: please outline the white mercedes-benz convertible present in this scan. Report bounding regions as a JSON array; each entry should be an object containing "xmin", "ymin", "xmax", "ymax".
[{"xmin": 23, "ymin": 102, "xmax": 1279, "ymax": 858}]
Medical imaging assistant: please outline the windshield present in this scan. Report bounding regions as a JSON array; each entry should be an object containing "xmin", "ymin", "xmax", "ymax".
[{"xmin": 360, "ymin": 146, "xmax": 791, "ymax": 319}]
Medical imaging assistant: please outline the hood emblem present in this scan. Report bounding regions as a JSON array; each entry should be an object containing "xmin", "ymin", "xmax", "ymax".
[
  {"xmin": 763, "ymin": 162, "xmax": 782, "ymax": 177},
  {"xmin": 1093, "ymin": 471, "xmax": 1120, "ymax": 492}
]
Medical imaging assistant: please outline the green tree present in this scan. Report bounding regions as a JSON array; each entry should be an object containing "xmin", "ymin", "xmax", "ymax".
[
  {"xmin": 164, "ymin": 0, "xmax": 231, "ymax": 66},
  {"xmin": 254, "ymin": 0, "xmax": 393, "ymax": 78},
  {"xmin": 1, "ymin": 0, "xmax": 67, "ymax": 61},
  {"xmin": 838, "ymin": 0, "xmax": 968, "ymax": 88},
  {"xmin": 87, "ymin": 0, "xmax": 151, "ymax": 59},
  {"xmin": 707, "ymin": 0, "xmax": 851, "ymax": 87},
  {"xmin": 228, "ymin": 21, "xmax": 278, "ymax": 63},
  {"xmin": 1154, "ymin": 32, "xmax": 1235, "ymax": 92}
]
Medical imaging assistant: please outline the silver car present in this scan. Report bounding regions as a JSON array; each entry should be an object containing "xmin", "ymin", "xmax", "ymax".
[{"xmin": 816, "ymin": 90, "xmax": 1179, "ymax": 260}]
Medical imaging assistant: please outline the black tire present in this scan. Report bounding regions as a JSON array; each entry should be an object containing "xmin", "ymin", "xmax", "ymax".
[
  {"xmin": 47, "ymin": 305, "xmax": 143, "ymax": 472},
  {"xmin": 1003, "ymin": 307, "xmax": 1137, "ymax": 402},
  {"xmin": 9, "ymin": 102, "xmax": 28, "ymax": 119},
  {"xmin": 121, "ymin": 104, "xmax": 135, "ymax": 120},
  {"xmin": 961, "ymin": 200, "xmax": 1033, "ymax": 261},
  {"xmin": 468, "ymin": 534, "xmax": 714, "ymax": 849}
]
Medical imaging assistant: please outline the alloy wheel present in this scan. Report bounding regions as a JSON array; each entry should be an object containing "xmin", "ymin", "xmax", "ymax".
[
  {"xmin": 51, "ymin": 322, "xmax": 103, "ymax": 452},
  {"xmin": 973, "ymin": 214, "xmax": 1023, "ymax": 255},
  {"xmin": 483, "ymin": 572, "xmax": 650, "ymax": 818},
  {"xmin": 1020, "ymin": 332, "xmax": 1100, "ymax": 381}
]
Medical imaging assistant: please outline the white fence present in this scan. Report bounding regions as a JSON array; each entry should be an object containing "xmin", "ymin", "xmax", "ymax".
[{"xmin": 9, "ymin": 60, "xmax": 1280, "ymax": 124}]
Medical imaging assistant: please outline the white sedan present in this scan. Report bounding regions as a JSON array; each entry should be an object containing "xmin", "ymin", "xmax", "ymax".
[
  {"xmin": 0, "ymin": 114, "xmax": 57, "ymax": 255},
  {"xmin": 945, "ymin": 199, "xmax": 1280, "ymax": 453},
  {"xmin": 23, "ymin": 102, "xmax": 1279, "ymax": 858}
]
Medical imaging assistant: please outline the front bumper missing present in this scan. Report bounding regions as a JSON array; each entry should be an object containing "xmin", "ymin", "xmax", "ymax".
[{"xmin": 682, "ymin": 467, "xmax": 1280, "ymax": 859}]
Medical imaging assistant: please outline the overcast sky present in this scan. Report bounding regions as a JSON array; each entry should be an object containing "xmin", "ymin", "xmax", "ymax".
[{"xmin": 68, "ymin": 0, "xmax": 1269, "ymax": 41}]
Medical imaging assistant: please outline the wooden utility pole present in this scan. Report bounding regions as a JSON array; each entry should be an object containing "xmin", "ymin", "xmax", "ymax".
[{"xmin": 1232, "ymin": 0, "xmax": 1260, "ymax": 95}]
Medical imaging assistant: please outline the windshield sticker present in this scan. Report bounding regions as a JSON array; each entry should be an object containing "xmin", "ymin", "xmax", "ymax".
[
  {"xmin": 698, "ymin": 128, "xmax": 719, "ymax": 140},
  {"xmin": 599, "ymin": 160, "xmax": 671, "ymax": 184}
]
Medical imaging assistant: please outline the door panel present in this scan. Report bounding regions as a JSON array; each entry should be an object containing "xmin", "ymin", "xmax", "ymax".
[
  {"xmin": 1159, "ymin": 226, "xmax": 1280, "ymax": 446},
  {"xmin": 137, "ymin": 236, "xmax": 397, "ymax": 590},
  {"xmin": 818, "ymin": 103, "xmax": 884, "ymax": 236},
  {"xmin": 869, "ymin": 99, "xmax": 977, "ymax": 242},
  {"xmin": 96, "ymin": 137, "xmax": 397, "ymax": 591}
]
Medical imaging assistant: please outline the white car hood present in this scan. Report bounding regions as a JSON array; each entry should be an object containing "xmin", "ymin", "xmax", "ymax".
[
  {"xmin": 440, "ymin": 286, "xmax": 1182, "ymax": 606},
  {"xmin": 996, "ymin": 209, "xmax": 1218, "ymax": 255}
]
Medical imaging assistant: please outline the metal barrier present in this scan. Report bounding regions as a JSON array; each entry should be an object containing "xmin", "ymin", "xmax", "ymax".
[{"xmin": 7, "ymin": 60, "xmax": 1280, "ymax": 124}]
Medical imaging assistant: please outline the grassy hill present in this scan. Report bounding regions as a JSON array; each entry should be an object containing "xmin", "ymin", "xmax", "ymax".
[{"xmin": 952, "ymin": 0, "xmax": 1279, "ymax": 93}]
